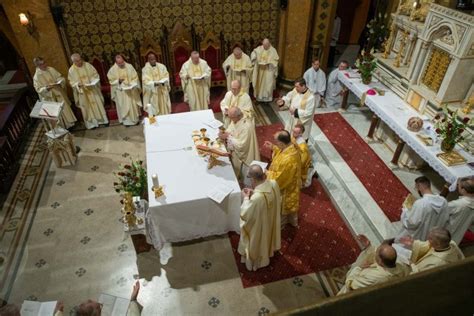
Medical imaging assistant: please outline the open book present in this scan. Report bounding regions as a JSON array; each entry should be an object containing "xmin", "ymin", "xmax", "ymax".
[
  {"xmin": 39, "ymin": 101, "xmax": 62, "ymax": 118},
  {"xmin": 85, "ymin": 78, "xmax": 100, "ymax": 87},
  {"xmin": 120, "ymin": 83, "xmax": 138, "ymax": 91},
  {"xmin": 403, "ymin": 193, "xmax": 417, "ymax": 210},
  {"xmin": 192, "ymin": 74, "xmax": 206, "ymax": 80},
  {"xmin": 98, "ymin": 293, "xmax": 130, "ymax": 316},
  {"xmin": 21, "ymin": 300, "xmax": 57, "ymax": 316}
]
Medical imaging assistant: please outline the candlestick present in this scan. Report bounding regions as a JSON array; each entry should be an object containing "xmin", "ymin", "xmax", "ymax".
[{"xmin": 152, "ymin": 173, "xmax": 159, "ymax": 187}]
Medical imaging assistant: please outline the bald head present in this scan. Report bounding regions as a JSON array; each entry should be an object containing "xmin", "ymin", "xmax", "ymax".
[
  {"xmin": 376, "ymin": 244, "xmax": 397, "ymax": 268},
  {"xmin": 459, "ymin": 176, "xmax": 474, "ymax": 196},
  {"xmin": 230, "ymin": 80, "xmax": 241, "ymax": 95},
  {"xmin": 233, "ymin": 47, "xmax": 243, "ymax": 58},
  {"xmin": 228, "ymin": 107, "xmax": 243, "ymax": 123},
  {"xmin": 248, "ymin": 164, "xmax": 265, "ymax": 181},
  {"xmin": 76, "ymin": 299, "xmax": 101, "ymax": 316},
  {"xmin": 33, "ymin": 57, "xmax": 47, "ymax": 70},
  {"xmin": 71, "ymin": 53, "xmax": 83, "ymax": 67},
  {"xmin": 262, "ymin": 38, "xmax": 271, "ymax": 49},
  {"xmin": 428, "ymin": 227, "xmax": 451, "ymax": 250}
]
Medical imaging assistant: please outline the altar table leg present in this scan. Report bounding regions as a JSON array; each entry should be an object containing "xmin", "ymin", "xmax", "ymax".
[
  {"xmin": 390, "ymin": 139, "xmax": 405, "ymax": 167},
  {"xmin": 340, "ymin": 88, "xmax": 350, "ymax": 111},
  {"xmin": 367, "ymin": 114, "xmax": 380, "ymax": 140},
  {"xmin": 439, "ymin": 183, "xmax": 450, "ymax": 198},
  {"xmin": 130, "ymin": 234, "xmax": 152, "ymax": 254}
]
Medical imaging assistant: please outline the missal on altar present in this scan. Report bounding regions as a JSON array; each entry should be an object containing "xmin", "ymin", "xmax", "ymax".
[
  {"xmin": 98, "ymin": 293, "xmax": 130, "ymax": 316},
  {"xmin": 207, "ymin": 184, "xmax": 234, "ymax": 204},
  {"xmin": 21, "ymin": 300, "xmax": 57, "ymax": 316},
  {"xmin": 392, "ymin": 243, "xmax": 412, "ymax": 265}
]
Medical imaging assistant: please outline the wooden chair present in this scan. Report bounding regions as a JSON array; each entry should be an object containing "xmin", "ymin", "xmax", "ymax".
[
  {"xmin": 200, "ymin": 31, "xmax": 226, "ymax": 88},
  {"xmin": 168, "ymin": 22, "xmax": 193, "ymax": 96}
]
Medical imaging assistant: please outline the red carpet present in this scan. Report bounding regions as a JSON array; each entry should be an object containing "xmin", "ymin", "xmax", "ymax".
[
  {"xmin": 229, "ymin": 124, "xmax": 360, "ymax": 288},
  {"xmin": 314, "ymin": 112, "xmax": 409, "ymax": 222}
]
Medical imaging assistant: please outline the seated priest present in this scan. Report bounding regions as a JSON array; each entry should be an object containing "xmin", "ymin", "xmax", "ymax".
[
  {"xmin": 179, "ymin": 51, "xmax": 212, "ymax": 111},
  {"xmin": 292, "ymin": 124, "xmax": 315, "ymax": 188},
  {"xmin": 68, "ymin": 53, "xmax": 109, "ymax": 129},
  {"xmin": 33, "ymin": 57, "xmax": 77, "ymax": 129},
  {"xmin": 218, "ymin": 107, "xmax": 260, "ymax": 180},
  {"xmin": 264, "ymin": 130, "xmax": 301, "ymax": 227},
  {"xmin": 107, "ymin": 54, "xmax": 142, "ymax": 126},
  {"xmin": 223, "ymin": 46, "xmax": 253, "ymax": 94},
  {"xmin": 142, "ymin": 53, "xmax": 171, "ymax": 116},
  {"xmin": 398, "ymin": 227, "xmax": 464, "ymax": 274},
  {"xmin": 277, "ymin": 77, "xmax": 316, "ymax": 141},
  {"xmin": 325, "ymin": 60, "xmax": 349, "ymax": 109},
  {"xmin": 251, "ymin": 38, "xmax": 279, "ymax": 103},
  {"xmin": 337, "ymin": 235, "xmax": 410, "ymax": 295},
  {"xmin": 447, "ymin": 176, "xmax": 474, "ymax": 244},
  {"xmin": 398, "ymin": 176, "xmax": 449, "ymax": 241},
  {"xmin": 220, "ymin": 80, "xmax": 254, "ymax": 128},
  {"xmin": 238, "ymin": 164, "xmax": 282, "ymax": 271}
]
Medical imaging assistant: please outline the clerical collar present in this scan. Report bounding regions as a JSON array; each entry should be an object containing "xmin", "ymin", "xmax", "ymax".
[
  {"xmin": 151, "ymin": 64, "xmax": 156, "ymax": 67},
  {"xmin": 299, "ymin": 88, "xmax": 309, "ymax": 94}
]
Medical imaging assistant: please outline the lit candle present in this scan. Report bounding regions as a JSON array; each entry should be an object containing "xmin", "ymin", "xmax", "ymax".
[
  {"xmin": 413, "ymin": 1, "xmax": 417, "ymax": 8},
  {"xmin": 147, "ymin": 103, "xmax": 152, "ymax": 115},
  {"xmin": 19, "ymin": 13, "xmax": 29, "ymax": 26},
  {"xmin": 152, "ymin": 174, "xmax": 159, "ymax": 187}
]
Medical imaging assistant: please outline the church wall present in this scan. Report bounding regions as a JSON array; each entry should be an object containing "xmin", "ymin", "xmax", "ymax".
[{"xmin": 0, "ymin": 7, "xmax": 21, "ymax": 55}]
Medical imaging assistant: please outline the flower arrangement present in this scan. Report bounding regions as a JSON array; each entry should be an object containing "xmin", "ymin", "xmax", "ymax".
[
  {"xmin": 433, "ymin": 106, "xmax": 470, "ymax": 152},
  {"xmin": 356, "ymin": 50, "xmax": 378, "ymax": 85},
  {"xmin": 113, "ymin": 159, "xmax": 147, "ymax": 197}
]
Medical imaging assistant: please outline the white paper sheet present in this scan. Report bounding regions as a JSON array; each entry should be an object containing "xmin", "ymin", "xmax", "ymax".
[
  {"xmin": 39, "ymin": 102, "xmax": 61, "ymax": 118},
  {"xmin": 249, "ymin": 160, "xmax": 268, "ymax": 170},
  {"xmin": 207, "ymin": 184, "xmax": 235, "ymax": 204},
  {"xmin": 204, "ymin": 119, "xmax": 223, "ymax": 129},
  {"xmin": 21, "ymin": 300, "xmax": 57, "ymax": 316},
  {"xmin": 120, "ymin": 83, "xmax": 137, "ymax": 91},
  {"xmin": 192, "ymin": 74, "xmax": 206, "ymax": 80},
  {"xmin": 85, "ymin": 78, "xmax": 100, "ymax": 87},
  {"xmin": 392, "ymin": 243, "xmax": 412, "ymax": 265},
  {"xmin": 98, "ymin": 293, "xmax": 130, "ymax": 316}
]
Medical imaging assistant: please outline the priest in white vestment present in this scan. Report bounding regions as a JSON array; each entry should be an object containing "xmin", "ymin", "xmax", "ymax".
[
  {"xmin": 33, "ymin": 57, "xmax": 77, "ymax": 129},
  {"xmin": 398, "ymin": 176, "xmax": 449, "ymax": 241},
  {"xmin": 251, "ymin": 38, "xmax": 279, "ymax": 103},
  {"xmin": 107, "ymin": 55, "xmax": 142, "ymax": 126},
  {"xmin": 238, "ymin": 165, "xmax": 281, "ymax": 271},
  {"xmin": 399, "ymin": 227, "xmax": 465, "ymax": 274},
  {"xmin": 303, "ymin": 58, "xmax": 326, "ymax": 108},
  {"xmin": 325, "ymin": 60, "xmax": 349, "ymax": 108},
  {"xmin": 142, "ymin": 53, "xmax": 171, "ymax": 116},
  {"xmin": 277, "ymin": 78, "xmax": 315, "ymax": 140},
  {"xmin": 179, "ymin": 51, "xmax": 212, "ymax": 111},
  {"xmin": 220, "ymin": 80, "xmax": 254, "ymax": 128},
  {"xmin": 219, "ymin": 107, "xmax": 260, "ymax": 179},
  {"xmin": 447, "ymin": 176, "xmax": 474, "ymax": 244},
  {"xmin": 338, "ymin": 234, "xmax": 410, "ymax": 295},
  {"xmin": 223, "ymin": 47, "xmax": 253, "ymax": 94},
  {"xmin": 67, "ymin": 53, "xmax": 108, "ymax": 129}
]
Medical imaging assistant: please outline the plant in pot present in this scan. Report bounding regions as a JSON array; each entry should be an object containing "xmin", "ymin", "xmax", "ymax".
[
  {"xmin": 433, "ymin": 106, "xmax": 470, "ymax": 152},
  {"xmin": 113, "ymin": 158, "xmax": 148, "ymax": 200}
]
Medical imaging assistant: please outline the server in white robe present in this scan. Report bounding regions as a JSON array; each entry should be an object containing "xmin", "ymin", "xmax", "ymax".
[
  {"xmin": 303, "ymin": 58, "xmax": 326, "ymax": 108},
  {"xmin": 447, "ymin": 176, "xmax": 474, "ymax": 244},
  {"xmin": 325, "ymin": 60, "xmax": 349, "ymax": 108}
]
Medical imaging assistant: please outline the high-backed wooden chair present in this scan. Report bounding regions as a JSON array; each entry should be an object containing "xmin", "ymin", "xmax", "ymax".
[
  {"xmin": 89, "ymin": 55, "xmax": 111, "ymax": 99},
  {"xmin": 168, "ymin": 22, "xmax": 193, "ymax": 95},
  {"xmin": 138, "ymin": 36, "xmax": 164, "ymax": 69},
  {"xmin": 200, "ymin": 31, "xmax": 226, "ymax": 88}
]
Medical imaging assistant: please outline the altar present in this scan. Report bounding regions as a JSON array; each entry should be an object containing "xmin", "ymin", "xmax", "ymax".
[{"xmin": 144, "ymin": 110, "xmax": 241, "ymax": 250}]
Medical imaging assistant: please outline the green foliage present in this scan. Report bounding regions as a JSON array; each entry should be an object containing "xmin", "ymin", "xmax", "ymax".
[
  {"xmin": 434, "ymin": 106, "xmax": 471, "ymax": 146},
  {"xmin": 113, "ymin": 158, "xmax": 147, "ymax": 197}
]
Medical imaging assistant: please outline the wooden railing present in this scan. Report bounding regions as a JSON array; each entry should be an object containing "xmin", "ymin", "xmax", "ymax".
[{"xmin": 0, "ymin": 87, "xmax": 37, "ymax": 193}]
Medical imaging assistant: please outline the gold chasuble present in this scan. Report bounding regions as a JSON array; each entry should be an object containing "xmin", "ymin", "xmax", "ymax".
[
  {"xmin": 251, "ymin": 45, "xmax": 279, "ymax": 102},
  {"xmin": 107, "ymin": 62, "xmax": 142, "ymax": 125},
  {"xmin": 142, "ymin": 62, "xmax": 171, "ymax": 116},
  {"xmin": 220, "ymin": 90, "xmax": 254, "ymax": 128},
  {"xmin": 267, "ymin": 145, "xmax": 301, "ymax": 215},
  {"xmin": 33, "ymin": 66, "xmax": 77, "ymax": 128},
  {"xmin": 68, "ymin": 62, "xmax": 108, "ymax": 129},
  {"xmin": 294, "ymin": 137, "xmax": 311, "ymax": 187},
  {"xmin": 222, "ymin": 52, "xmax": 253, "ymax": 93},
  {"xmin": 179, "ymin": 58, "xmax": 212, "ymax": 111}
]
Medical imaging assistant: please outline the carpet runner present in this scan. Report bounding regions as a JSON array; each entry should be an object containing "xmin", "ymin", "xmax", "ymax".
[
  {"xmin": 229, "ymin": 124, "xmax": 360, "ymax": 288},
  {"xmin": 314, "ymin": 112, "xmax": 409, "ymax": 222}
]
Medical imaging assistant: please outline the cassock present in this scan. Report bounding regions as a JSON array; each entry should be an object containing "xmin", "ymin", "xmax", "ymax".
[
  {"xmin": 107, "ymin": 63, "xmax": 142, "ymax": 125},
  {"xmin": 267, "ymin": 145, "xmax": 301, "ymax": 217},
  {"xmin": 338, "ymin": 245, "xmax": 410, "ymax": 295},
  {"xmin": 142, "ymin": 62, "xmax": 171, "ymax": 116},
  {"xmin": 283, "ymin": 88, "xmax": 316, "ymax": 140},
  {"xmin": 179, "ymin": 58, "xmax": 212, "ymax": 111},
  {"xmin": 220, "ymin": 90, "xmax": 254, "ymax": 128},
  {"xmin": 303, "ymin": 67, "xmax": 326, "ymax": 108},
  {"xmin": 238, "ymin": 179, "xmax": 282, "ymax": 271},
  {"xmin": 447, "ymin": 196, "xmax": 474, "ymax": 244},
  {"xmin": 68, "ymin": 62, "xmax": 108, "ymax": 129},
  {"xmin": 251, "ymin": 45, "xmax": 279, "ymax": 102},
  {"xmin": 34, "ymin": 66, "xmax": 77, "ymax": 129},
  {"xmin": 325, "ymin": 68, "xmax": 344, "ymax": 108},
  {"xmin": 409, "ymin": 240, "xmax": 464, "ymax": 273},
  {"xmin": 222, "ymin": 52, "xmax": 253, "ymax": 94},
  {"xmin": 226, "ymin": 117, "xmax": 260, "ymax": 179},
  {"xmin": 399, "ymin": 194, "xmax": 449, "ymax": 241},
  {"xmin": 294, "ymin": 136, "xmax": 312, "ymax": 188}
]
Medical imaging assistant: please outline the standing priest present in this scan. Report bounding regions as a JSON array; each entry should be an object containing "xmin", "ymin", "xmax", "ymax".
[
  {"xmin": 179, "ymin": 51, "xmax": 212, "ymax": 111},
  {"xmin": 220, "ymin": 80, "xmax": 254, "ymax": 128},
  {"xmin": 238, "ymin": 164, "xmax": 281, "ymax": 271},
  {"xmin": 107, "ymin": 55, "xmax": 142, "ymax": 126},
  {"xmin": 68, "ymin": 53, "xmax": 109, "ymax": 129},
  {"xmin": 33, "ymin": 57, "xmax": 77, "ymax": 129},
  {"xmin": 251, "ymin": 38, "xmax": 279, "ymax": 103},
  {"xmin": 142, "ymin": 53, "xmax": 171, "ymax": 116},
  {"xmin": 223, "ymin": 47, "xmax": 253, "ymax": 94}
]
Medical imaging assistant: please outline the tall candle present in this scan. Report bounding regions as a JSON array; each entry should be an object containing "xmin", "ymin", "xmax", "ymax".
[{"xmin": 152, "ymin": 174, "xmax": 159, "ymax": 187}]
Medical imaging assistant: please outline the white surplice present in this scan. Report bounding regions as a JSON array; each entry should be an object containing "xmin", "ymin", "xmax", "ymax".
[
  {"xmin": 238, "ymin": 179, "xmax": 282, "ymax": 271},
  {"xmin": 283, "ymin": 88, "xmax": 315, "ymax": 140},
  {"xmin": 325, "ymin": 69, "xmax": 344, "ymax": 108},
  {"xmin": 447, "ymin": 196, "xmax": 474, "ymax": 244},
  {"xmin": 399, "ymin": 194, "xmax": 449, "ymax": 241}
]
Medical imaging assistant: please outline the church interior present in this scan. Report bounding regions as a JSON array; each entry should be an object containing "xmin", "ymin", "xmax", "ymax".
[{"xmin": 0, "ymin": 0, "xmax": 473, "ymax": 315}]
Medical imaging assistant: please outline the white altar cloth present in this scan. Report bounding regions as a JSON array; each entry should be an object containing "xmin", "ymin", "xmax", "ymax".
[
  {"xmin": 338, "ymin": 70, "xmax": 474, "ymax": 191},
  {"xmin": 144, "ymin": 110, "xmax": 241, "ymax": 250}
]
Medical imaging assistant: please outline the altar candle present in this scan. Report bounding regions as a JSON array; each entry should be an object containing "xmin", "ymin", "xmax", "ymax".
[{"xmin": 152, "ymin": 174, "xmax": 159, "ymax": 187}]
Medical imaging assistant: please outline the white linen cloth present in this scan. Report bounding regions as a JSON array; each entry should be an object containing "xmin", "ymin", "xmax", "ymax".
[
  {"xmin": 338, "ymin": 70, "xmax": 474, "ymax": 191},
  {"xmin": 144, "ymin": 110, "xmax": 241, "ymax": 251}
]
